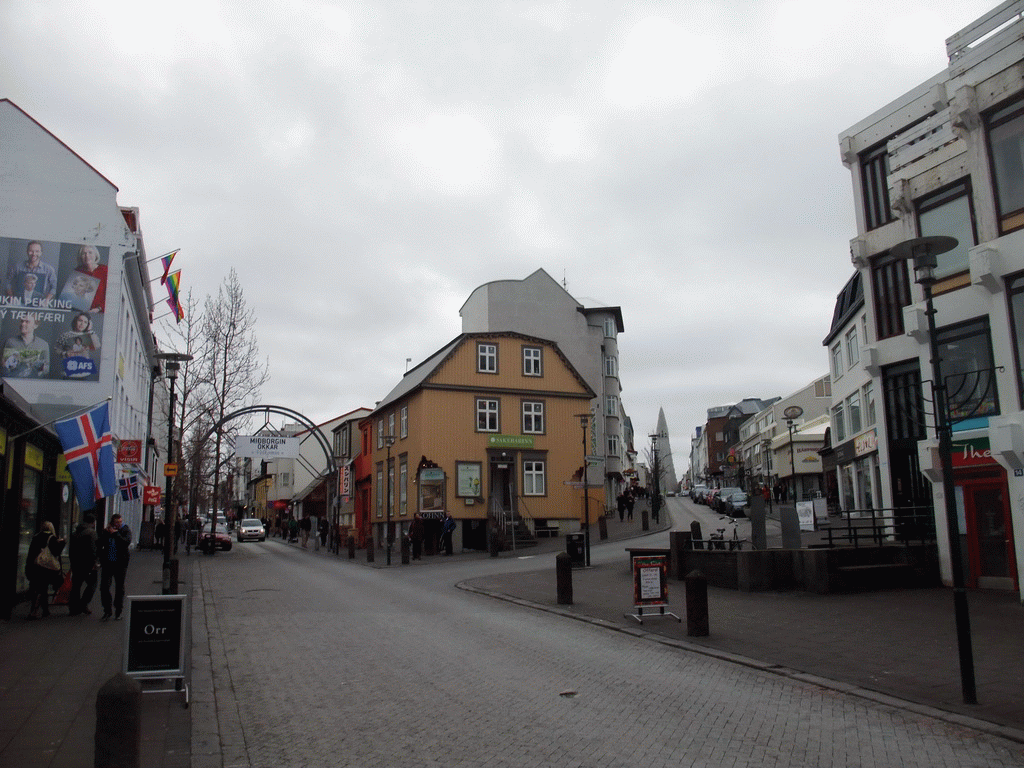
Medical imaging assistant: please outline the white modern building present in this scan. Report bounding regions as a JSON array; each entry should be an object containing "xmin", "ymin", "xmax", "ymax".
[
  {"xmin": 838, "ymin": 0, "xmax": 1024, "ymax": 596},
  {"xmin": 0, "ymin": 99, "xmax": 162, "ymax": 584}
]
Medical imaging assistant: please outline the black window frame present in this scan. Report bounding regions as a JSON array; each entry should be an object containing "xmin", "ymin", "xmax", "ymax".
[{"xmin": 870, "ymin": 250, "xmax": 912, "ymax": 340}]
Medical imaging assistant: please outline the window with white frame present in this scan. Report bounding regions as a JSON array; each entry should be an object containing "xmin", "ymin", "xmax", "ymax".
[
  {"xmin": 831, "ymin": 343, "xmax": 843, "ymax": 380},
  {"xmin": 400, "ymin": 406, "xmax": 408, "ymax": 439},
  {"xmin": 862, "ymin": 382, "xmax": 876, "ymax": 426},
  {"xmin": 846, "ymin": 390, "xmax": 862, "ymax": 435},
  {"xmin": 477, "ymin": 343, "xmax": 498, "ymax": 373},
  {"xmin": 377, "ymin": 420, "xmax": 383, "ymax": 449},
  {"xmin": 375, "ymin": 466, "xmax": 383, "ymax": 517},
  {"xmin": 399, "ymin": 457, "xmax": 408, "ymax": 513},
  {"xmin": 603, "ymin": 318, "xmax": 616, "ymax": 338},
  {"xmin": 388, "ymin": 412, "xmax": 395, "ymax": 439},
  {"xmin": 845, "ymin": 326, "xmax": 859, "ymax": 368},
  {"xmin": 832, "ymin": 403, "xmax": 846, "ymax": 442},
  {"xmin": 523, "ymin": 459, "xmax": 546, "ymax": 496},
  {"xmin": 604, "ymin": 355, "xmax": 617, "ymax": 377},
  {"xmin": 476, "ymin": 398, "xmax": 499, "ymax": 432},
  {"xmin": 387, "ymin": 462, "xmax": 395, "ymax": 512},
  {"xmin": 606, "ymin": 395, "xmax": 618, "ymax": 417},
  {"xmin": 607, "ymin": 433, "xmax": 620, "ymax": 456},
  {"xmin": 522, "ymin": 401, "xmax": 544, "ymax": 434},
  {"xmin": 522, "ymin": 346, "xmax": 542, "ymax": 376}
]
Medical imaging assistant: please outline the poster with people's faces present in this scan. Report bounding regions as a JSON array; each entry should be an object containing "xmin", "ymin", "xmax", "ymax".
[{"xmin": 0, "ymin": 237, "xmax": 109, "ymax": 381}]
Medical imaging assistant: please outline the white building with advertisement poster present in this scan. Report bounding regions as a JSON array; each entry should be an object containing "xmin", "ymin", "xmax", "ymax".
[
  {"xmin": 0, "ymin": 99, "xmax": 161, "ymax": 588},
  {"xmin": 838, "ymin": 2, "xmax": 1024, "ymax": 598}
]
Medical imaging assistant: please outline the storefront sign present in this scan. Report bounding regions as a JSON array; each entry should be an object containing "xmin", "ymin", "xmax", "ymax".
[
  {"xmin": 117, "ymin": 439, "xmax": 142, "ymax": 464},
  {"xmin": 951, "ymin": 436, "xmax": 995, "ymax": 468},
  {"xmin": 487, "ymin": 435, "xmax": 534, "ymax": 449},
  {"xmin": 143, "ymin": 485, "xmax": 161, "ymax": 506},
  {"xmin": 123, "ymin": 595, "xmax": 187, "ymax": 679},
  {"xmin": 235, "ymin": 435, "xmax": 301, "ymax": 459},
  {"xmin": 456, "ymin": 461, "xmax": 481, "ymax": 497},
  {"xmin": 854, "ymin": 429, "xmax": 877, "ymax": 456}
]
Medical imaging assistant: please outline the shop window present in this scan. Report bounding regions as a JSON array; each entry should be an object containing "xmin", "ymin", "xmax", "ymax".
[{"xmin": 937, "ymin": 317, "xmax": 999, "ymax": 421}]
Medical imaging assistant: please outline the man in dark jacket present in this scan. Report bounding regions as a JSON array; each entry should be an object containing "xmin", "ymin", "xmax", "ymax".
[
  {"xmin": 68, "ymin": 512, "xmax": 98, "ymax": 616},
  {"xmin": 98, "ymin": 513, "xmax": 131, "ymax": 620}
]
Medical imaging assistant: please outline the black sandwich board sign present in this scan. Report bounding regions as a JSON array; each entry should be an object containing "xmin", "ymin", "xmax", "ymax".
[{"xmin": 122, "ymin": 594, "xmax": 189, "ymax": 705}]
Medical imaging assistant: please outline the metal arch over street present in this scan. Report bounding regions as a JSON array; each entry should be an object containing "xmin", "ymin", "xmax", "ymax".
[{"xmin": 199, "ymin": 404, "xmax": 337, "ymax": 478}]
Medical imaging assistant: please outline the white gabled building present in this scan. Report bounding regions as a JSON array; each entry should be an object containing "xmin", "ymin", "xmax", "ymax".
[
  {"xmin": 838, "ymin": 1, "xmax": 1024, "ymax": 597},
  {"xmin": 0, "ymin": 99, "xmax": 161, "ymax": 583}
]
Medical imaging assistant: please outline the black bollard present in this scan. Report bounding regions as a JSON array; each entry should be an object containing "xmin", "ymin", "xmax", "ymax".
[
  {"xmin": 366, "ymin": 535, "xmax": 375, "ymax": 563},
  {"xmin": 489, "ymin": 529, "xmax": 500, "ymax": 558},
  {"xmin": 95, "ymin": 672, "xmax": 142, "ymax": 768},
  {"xmin": 641, "ymin": 506, "xmax": 649, "ymax": 531},
  {"xmin": 685, "ymin": 570, "xmax": 709, "ymax": 637},
  {"xmin": 400, "ymin": 535, "xmax": 410, "ymax": 565},
  {"xmin": 556, "ymin": 551, "xmax": 573, "ymax": 605},
  {"xmin": 598, "ymin": 515, "xmax": 608, "ymax": 540},
  {"xmin": 347, "ymin": 535, "xmax": 356, "ymax": 560}
]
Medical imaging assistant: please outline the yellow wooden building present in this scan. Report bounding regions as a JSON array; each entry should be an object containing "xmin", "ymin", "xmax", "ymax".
[{"xmin": 365, "ymin": 332, "xmax": 598, "ymax": 552}]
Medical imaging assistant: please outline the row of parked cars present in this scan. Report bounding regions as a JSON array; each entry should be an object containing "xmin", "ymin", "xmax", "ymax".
[{"xmin": 689, "ymin": 485, "xmax": 749, "ymax": 517}]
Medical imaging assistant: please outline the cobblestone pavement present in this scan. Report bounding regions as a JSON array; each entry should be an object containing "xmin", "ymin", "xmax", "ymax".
[{"xmin": 191, "ymin": 540, "xmax": 1024, "ymax": 767}]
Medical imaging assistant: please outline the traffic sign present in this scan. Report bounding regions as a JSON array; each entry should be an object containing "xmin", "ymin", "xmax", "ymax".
[{"xmin": 164, "ymin": 463, "xmax": 178, "ymax": 477}]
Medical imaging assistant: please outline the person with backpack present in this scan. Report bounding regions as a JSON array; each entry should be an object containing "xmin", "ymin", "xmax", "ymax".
[{"xmin": 68, "ymin": 512, "xmax": 98, "ymax": 616}]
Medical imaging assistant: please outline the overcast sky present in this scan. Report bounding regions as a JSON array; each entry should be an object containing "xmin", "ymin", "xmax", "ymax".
[{"xmin": 2, "ymin": 1, "xmax": 997, "ymax": 470}]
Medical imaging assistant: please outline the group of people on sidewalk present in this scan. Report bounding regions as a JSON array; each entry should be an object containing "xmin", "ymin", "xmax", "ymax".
[{"xmin": 24, "ymin": 512, "xmax": 132, "ymax": 620}]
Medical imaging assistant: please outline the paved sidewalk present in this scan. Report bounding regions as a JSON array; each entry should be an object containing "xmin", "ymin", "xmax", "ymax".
[
  {"xmin": 0, "ymin": 549, "xmax": 191, "ymax": 768},
  {"xmin": 460, "ymin": 510, "xmax": 1024, "ymax": 744}
]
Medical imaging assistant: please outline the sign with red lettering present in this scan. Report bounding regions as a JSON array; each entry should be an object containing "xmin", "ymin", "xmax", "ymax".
[
  {"xmin": 143, "ymin": 485, "xmax": 162, "ymax": 506},
  {"xmin": 117, "ymin": 440, "xmax": 142, "ymax": 464}
]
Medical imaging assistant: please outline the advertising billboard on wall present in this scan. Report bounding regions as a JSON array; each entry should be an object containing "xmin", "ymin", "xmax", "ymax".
[{"xmin": 0, "ymin": 237, "xmax": 109, "ymax": 382}]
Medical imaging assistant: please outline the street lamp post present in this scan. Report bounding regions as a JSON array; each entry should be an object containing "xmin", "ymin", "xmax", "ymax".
[
  {"xmin": 576, "ymin": 414, "xmax": 591, "ymax": 567},
  {"xmin": 892, "ymin": 234, "xmax": 976, "ymax": 705},
  {"xmin": 384, "ymin": 435, "xmax": 396, "ymax": 566},
  {"xmin": 155, "ymin": 352, "xmax": 193, "ymax": 594},
  {"xmin": 649, "ymin": 432, "xmax": 660, "ymax": 524}
]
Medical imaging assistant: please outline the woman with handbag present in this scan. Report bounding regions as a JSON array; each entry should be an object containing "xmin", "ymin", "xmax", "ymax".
[{"xmin": 26, "ymin": 521, "xmax": 65, "ymax": 619}]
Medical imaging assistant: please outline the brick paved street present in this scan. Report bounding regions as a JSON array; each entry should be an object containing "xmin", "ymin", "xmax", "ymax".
[{"xmin": 189, "ymin": 540, "xmax": 1024, "ymax": 767}]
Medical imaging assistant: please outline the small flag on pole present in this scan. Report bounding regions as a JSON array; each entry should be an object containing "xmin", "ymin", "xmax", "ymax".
[
  {"xmin": 160, "ymin": 250, "xmax": 178, "ymax": 285},
  {"xmin": 119, "ymin": 474, "xmax": 140, "ymax": 501},
  {"xmin": 54, "ymin": 402, "xmax": 116, "ymax": 512},
  {"xmin": 164, "ymin": 270, "xmax": 183, "ymax": 323}
]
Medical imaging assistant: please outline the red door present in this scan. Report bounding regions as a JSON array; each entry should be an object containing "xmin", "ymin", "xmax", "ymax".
[{"xmin": 962, "ymin": 475, "xmax": 1017, "ymax": 590}]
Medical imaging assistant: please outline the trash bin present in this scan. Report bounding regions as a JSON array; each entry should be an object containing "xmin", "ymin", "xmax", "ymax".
[{"xmin": 566, "ymin": 533, "xmax": 585, "ymax": 566}]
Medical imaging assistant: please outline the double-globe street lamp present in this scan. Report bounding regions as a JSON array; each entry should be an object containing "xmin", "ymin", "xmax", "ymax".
[
  {"xmin": 155, "ymin": 351, "xmax": 193, "ymax": 593},
  {"xmin": 891, "ymin": 235, "xmax": 976, "ymax": 705}
]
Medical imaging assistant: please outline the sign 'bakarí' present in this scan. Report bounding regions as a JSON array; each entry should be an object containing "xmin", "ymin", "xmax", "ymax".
[{"xmin": 235, "ymin": 434, "xmax": 301, "ymax": 459}]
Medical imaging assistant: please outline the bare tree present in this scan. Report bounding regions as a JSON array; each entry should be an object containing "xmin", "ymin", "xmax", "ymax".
[{"xmin": 198, "ymin": 268, "xmax": 269, "ymax": 522}]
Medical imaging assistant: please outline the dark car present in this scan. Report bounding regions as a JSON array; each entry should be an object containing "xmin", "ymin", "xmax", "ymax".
[
  {"xmin": 711, "ymin": 487, "xmax": 743, "ymax": 512},
  {"xmin": 722, "ymin": 491, "xmax": 749, "ymax": 517},
  {"xmin": 201, "ymin": 523, "xmax": 232, "ymax": 552}
]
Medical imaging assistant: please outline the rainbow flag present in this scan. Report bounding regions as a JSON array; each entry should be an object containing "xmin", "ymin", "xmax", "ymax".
[
  {"xmin": 164, "ymin": 270, "xmax": 183, "ymax": 323},
  {"xmin": 160, "ymin": 250, "xmax": 178, "ymax": 285}
]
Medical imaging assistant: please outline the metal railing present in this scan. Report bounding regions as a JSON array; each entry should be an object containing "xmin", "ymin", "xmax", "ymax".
[{"xmin": 822, "ymin": 507, "xmax": 936, "ymax": 548}]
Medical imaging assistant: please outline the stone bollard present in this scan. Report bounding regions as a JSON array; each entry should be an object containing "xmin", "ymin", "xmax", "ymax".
[
  {"xmin": 598, "ymin": 515, "xmax": 607, "ymax": 540},
  {"xmin": 401, "ymin": 535, "xmax": 410, "ymax": 565},
  {"xmin": 347, "ymin": 536, "xmax": 356, "ymax": 560},
  {"xmin": 366, "ymin": 535, "xmax": 375, "ymax": 563},
  {"xmin": 556, "ymin": 551, "xmax": 573, "ymax": 605},
  {"xmin": 685, "ymin": 570, "xmax": 709, "ymax": 637},
  {"xmin": 95, "ymin": 672, "xmax": 142, "ymax": 768}
]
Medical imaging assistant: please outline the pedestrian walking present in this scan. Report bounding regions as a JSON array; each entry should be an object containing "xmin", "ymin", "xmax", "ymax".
[
  {"xmin": 26, "ymin": 521, "xmax": 65, "ymax": 619},
  {"xmin": 68, "ymin": 512, "xmax": 98, "ymax": 616},
  {"xmin": 300, "ymin": 516, "xmax": 311, "ymax": 547},
  {"xmin": 439, "ymin": 513, "xmax": 456, "ymax": 556},
  {"xmin": 625, "ymin": 491, "xmax": 635, "ymax": 521},
  {"xmin": 318, "ymin": 517, "xmax": 329, "ymax": 550},
  {"xmin": 616, "ymin": 492, "xmax": 626, "ymax": 523},
  {"xmin": 408, "ymin": 513, "xmax": 424, "ymax": 560},
  {"xmin": 98, "ymin": 513, "xmax": 131, "ymax": 620},
  {"xmin": 288, "ymin": 516, "xmax": 298, "ymax": 543}
]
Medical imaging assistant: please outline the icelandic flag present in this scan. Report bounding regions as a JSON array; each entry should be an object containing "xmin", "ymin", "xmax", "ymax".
[
  {"xmin": 119, "ymin": 474, "xmax": 140, "ymax": 501},
  {"xmin": 55, "ymin": 402, "xmax": 116, "ymax": 511}
]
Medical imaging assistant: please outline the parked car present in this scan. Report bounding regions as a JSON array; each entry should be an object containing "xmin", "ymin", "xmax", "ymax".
[
  {"xmin": 201, "ymin": 523, "xmax": 232, "ymax": 552},
  {"xmin": 690, "ymin": 485, "xmax": 709, "ymax": 503},
  {"xmin": 236, "ymin": 518, "xmax": 266, "ymax": 542},
  {"xmin": 722, "ymin": 491, "xmax": 749, "ymax": 517},
  {"xmin": 704, "ymin": 488, "xmax": 722, "ymax": 508},
  {"xmin": 711, "ymin": 487, "xmax": 743, "ymax": 513}
]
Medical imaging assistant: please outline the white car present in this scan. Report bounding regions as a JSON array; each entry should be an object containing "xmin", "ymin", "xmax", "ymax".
[{"xmin": 236, "ymin": 518, "xmax": 266, "ymax": 542}]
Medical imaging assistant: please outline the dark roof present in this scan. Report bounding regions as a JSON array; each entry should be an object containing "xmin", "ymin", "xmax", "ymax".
[{"xmin": 822, "ymin": 271, "xmax": 863, "ymax": 346}]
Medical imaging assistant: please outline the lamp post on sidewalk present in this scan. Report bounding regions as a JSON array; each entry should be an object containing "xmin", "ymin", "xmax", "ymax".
[
  {"xmin": 892, "ymin": 234, "xmax": 976, "ymax": 705},
  {"xmin": 576, "ymin": 414, "xmax": 592, "ymax": 567},
  {"xmin": 384, "ymin": 435, "xmax": 396, "ymax": 566},
  {"xmin": 155, "ymin": 351, "xmax": 192, "ymax": 593}
]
